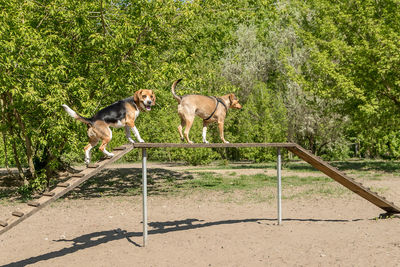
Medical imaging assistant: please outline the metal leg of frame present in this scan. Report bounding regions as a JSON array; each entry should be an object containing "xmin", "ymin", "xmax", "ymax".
[
  {"xmin": 142, "ymin": 148, "xmax": 148, "ymax": 246},
  {"xmin": 277, "ymin": 148, "xmax": 282, "ymax": 225}
]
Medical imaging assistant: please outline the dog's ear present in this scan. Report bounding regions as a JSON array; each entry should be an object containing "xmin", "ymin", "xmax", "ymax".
[
  {"xmin": 151, "ymin": 90, "xmax": 156, "ymax": 106},
  {"xmin": 229, "ymin": 93, "xmax": 235, "ymax": 102},
  {"xmin": 134, "ymin": 89, "xmax": 143, "ymax": 103}
]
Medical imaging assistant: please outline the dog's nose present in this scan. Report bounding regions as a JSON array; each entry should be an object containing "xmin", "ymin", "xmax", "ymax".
[{"xmin": 147, "ymin": 100, "xmax": 152, "ymax": 105}]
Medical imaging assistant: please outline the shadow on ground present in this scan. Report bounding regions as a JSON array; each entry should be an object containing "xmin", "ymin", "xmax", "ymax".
[
  {"xmin": 64, "ymin": 167, "xmax": 195, "ymax": 199},
  {"xmin": 2, "ymin": 216, "xmax": 361, "ymax": 267}
]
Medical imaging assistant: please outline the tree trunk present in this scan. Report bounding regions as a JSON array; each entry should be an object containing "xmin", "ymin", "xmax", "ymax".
[
  {"xmin": 0, "ymin": 98, "xmax": 17, "ymax": 179},
  {"xmin": 2, "ymin": 93, "xmax": 27, "ymax": 184},
  {"xmin": 13, "ymin": 106, "xmax": 36, "ymax": 179}
]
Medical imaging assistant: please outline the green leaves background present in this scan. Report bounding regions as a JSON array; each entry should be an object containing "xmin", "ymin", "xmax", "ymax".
[{"xmin": 1, "ymin": 0, "xmax": 400, "ymax": 188}]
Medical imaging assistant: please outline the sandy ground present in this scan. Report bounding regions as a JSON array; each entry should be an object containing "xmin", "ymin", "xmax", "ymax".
[{"xmin": 1, "ymin": 163, "xmax": 400, "ymax": 267}]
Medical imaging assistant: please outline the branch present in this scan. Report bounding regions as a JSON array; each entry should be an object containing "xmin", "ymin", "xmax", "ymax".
[
  {"xmin": 36, "ymin": 11, "xmax": 49, "ymax": 29},
  {"xmin": 122, "ymin": 26, "xmax": 150, "ymax": 61},
  {"xmin": 100, "ymin": 0, "xmax": 108, "ymax": 36},
  {"xmin": 381, "ymin": 81, "xmax": 400, "ymax": 110}
]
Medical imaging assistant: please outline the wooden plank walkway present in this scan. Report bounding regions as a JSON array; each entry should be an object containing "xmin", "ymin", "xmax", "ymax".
[{"xmin": 131, "ymin": 142, "xmax": 297, "ymax": 148}]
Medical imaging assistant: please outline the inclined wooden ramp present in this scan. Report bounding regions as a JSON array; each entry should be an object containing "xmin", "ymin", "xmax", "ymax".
[
  {"xmin": 287, "ymin": 144, "xmax": 400, "ymax": 214},
  {"xmin": 0, "ymin": 144, "xmax": 134, "ymax": 235}
]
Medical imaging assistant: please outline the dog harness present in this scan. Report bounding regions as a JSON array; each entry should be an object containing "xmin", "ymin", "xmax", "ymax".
[
  {"xmin": 205, "ymin": 97, "xmax": 227, "ymax": 121},
  {"xmin": 127, "ymin": 97, "xmax": 139, "ymax": 111},
  {"xmin": 132, "ymin": 100, "xmax": 139, "ymax": 110}
]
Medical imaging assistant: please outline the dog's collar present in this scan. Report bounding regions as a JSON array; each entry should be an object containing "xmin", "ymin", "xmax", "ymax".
[{"xmin": 205, "ymin": 97, "xmax": 227, "ymax": 121}]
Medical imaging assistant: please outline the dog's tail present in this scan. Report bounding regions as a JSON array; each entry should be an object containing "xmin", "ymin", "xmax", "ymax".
[
  {"xmin": 171, "ymin": 78, "xmax": 183, "ymax": 103},
  {"xmin": 62, "ymin": 104, "xmax": 93, "ymax": 125}
]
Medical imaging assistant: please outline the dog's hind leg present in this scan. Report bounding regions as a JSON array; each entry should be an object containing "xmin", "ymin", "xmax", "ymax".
[
  {"xmin": 178, "ymin": 117, "xmax": 186, "ymax": 142},
  {"xmin": 84, "ymin": 143, "xmax": 96, "ymax": 164},
  {"xmin": 84, "ymin": 128, "xmax": 99, "ymax": 164},
  {"xmin": 178, "ymin": 105, "xmax": 194, "ymax": 143},
  {"xmin": 183, "ymin": 117, "xmax": 194, "ymax": 144},
  {"xmin": 98, "ymin": 127, "xmax": 114, "ymax": 158}
]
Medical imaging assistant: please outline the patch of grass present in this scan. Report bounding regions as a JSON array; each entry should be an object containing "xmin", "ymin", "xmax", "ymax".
[
  {"xmin": 369, "ymin": 186, "xmax": 388, "ymax": 194},
  {"xmin": 243, "ymin": 190, "xmax": 276, "ymax": 203},
  {"xmin": 282, "ymin": 163, "xmax": 320, "ymax": 173},
  {"xmin": 175, "ymin": 172, "xmax": 333, "ymax": 194},
  {"xmin": 283, "ymin": 175, "xmax": 332, "ymax": 186},
  {"xmin": 184, "ymin": 162, "xmax": 276, "ymax": 171},
  {"xmin": 166, "ymin": 172, "xmax": 348, "ymax": 202},
  {"xmin": 284, "ymin": 186, "xmax": 349, "ymax": 200},
  {"xmin": 354, "ymin": 171, "xmax": 383, "ymax": 181}
]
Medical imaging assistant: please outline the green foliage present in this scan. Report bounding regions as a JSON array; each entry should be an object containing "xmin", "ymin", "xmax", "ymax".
[
  {"xmin": 301, "ymin": 0, "xmax": 400, "ymax": 157},
  {"xmin": 2, "ymin": 0, "xmax": 400, "ymax": 195}
]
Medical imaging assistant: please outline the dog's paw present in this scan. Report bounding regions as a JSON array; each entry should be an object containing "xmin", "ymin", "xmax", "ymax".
[
  {"xmin": 224, "ymin": 140, "xmax": 230, "ymax": 144},
  {"xmin": 128, "ymin": 138, "xmax": 135, "ymax": 144},
  {"xmin": 188, "ymin": 141, "xmax": 194, "ymax": 144},
  {"xmin": 104, "ymin": 153, "xmax": 114, "ymax": 159},
  {"xmin": 138, "ymin": 139, "xmax": 145, "ymax": 143},
  {"xmin": 84, "ymin": 158, "xmax": 90, "ymax": 165},
  {"xmin": 203, "ymin": 140, "xmax": 209, "ymax": 144}
]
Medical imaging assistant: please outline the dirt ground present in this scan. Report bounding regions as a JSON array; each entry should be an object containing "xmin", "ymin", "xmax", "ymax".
[{"xmin": 1, "ymin": 162, "xmax": 400, "ymax": 267}]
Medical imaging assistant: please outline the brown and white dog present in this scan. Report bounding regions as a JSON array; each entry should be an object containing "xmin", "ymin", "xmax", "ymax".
[
  {"xmin": 171, "ymin": 79, "xmax": 242, "ymax": 144},
  {"xmin": 62, "ymin": 89, "xmax": 155, "ymax": 164}
]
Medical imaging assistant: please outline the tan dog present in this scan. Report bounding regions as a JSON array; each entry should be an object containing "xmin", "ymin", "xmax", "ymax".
[
  {"xmin": 62, "ymin": 89, "xmax": 155, "ymax": 164},
  {"xmin": 171, "ymin": 79, "xmax": 242, "ymax": 143}
]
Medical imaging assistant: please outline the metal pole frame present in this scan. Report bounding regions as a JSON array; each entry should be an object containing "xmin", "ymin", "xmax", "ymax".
[
  {"xmin": 140, "ymin": 146, "xmax": 283, "ymax": 246},
  {"xmin": 142, "ymin": 148, "xmax": 148, "ymax": 247},
  {"xmin": 277, "ymin": 148, "xmax": 282, "ymax": 225}
]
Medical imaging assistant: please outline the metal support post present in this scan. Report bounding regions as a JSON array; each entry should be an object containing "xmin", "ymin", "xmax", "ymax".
[
  {"xmin": 277, "ymin": 148, "xmax": 282, "ymax": 225},
  {"xmin": 142, "ymin": 148, "xmax": 148, "ymax": 246}
]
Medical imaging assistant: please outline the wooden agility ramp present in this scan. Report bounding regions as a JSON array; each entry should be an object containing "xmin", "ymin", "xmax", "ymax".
[
  {"xmin": 287, "ymin": 144, "xmax": 400, "ymax": 214},
  {"xmin": 0, "ymin": 144, "xmax": 134, "ymax": 235},
  {"xmin": 0, "ymin": 142, "xmax": 399, "ymax": 237}
]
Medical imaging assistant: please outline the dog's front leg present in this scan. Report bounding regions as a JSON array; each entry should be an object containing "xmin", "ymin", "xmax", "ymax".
[
  {"xmin": 202, "ymin": 122, "xmax": 209, "ymax": 143},
  {"xmin": 125, "ymin": 126, "xmax": 135, "ymax": 143},
  {"xmin": 218, "ymin": 121, "xmax": 229, "ymax": 143},
  {"xmin": 132, "ymin": 126, "xmax": 145, "ymax": 143}
]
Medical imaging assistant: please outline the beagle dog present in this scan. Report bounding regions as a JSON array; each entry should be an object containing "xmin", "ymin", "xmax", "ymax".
[
  {"xmin": 62, "ymin": 89, "xmax": 155, "ymax": 164},
  {"xmin": 171, "ymin": 79, "xmax": 242, "ymax": 144}
]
